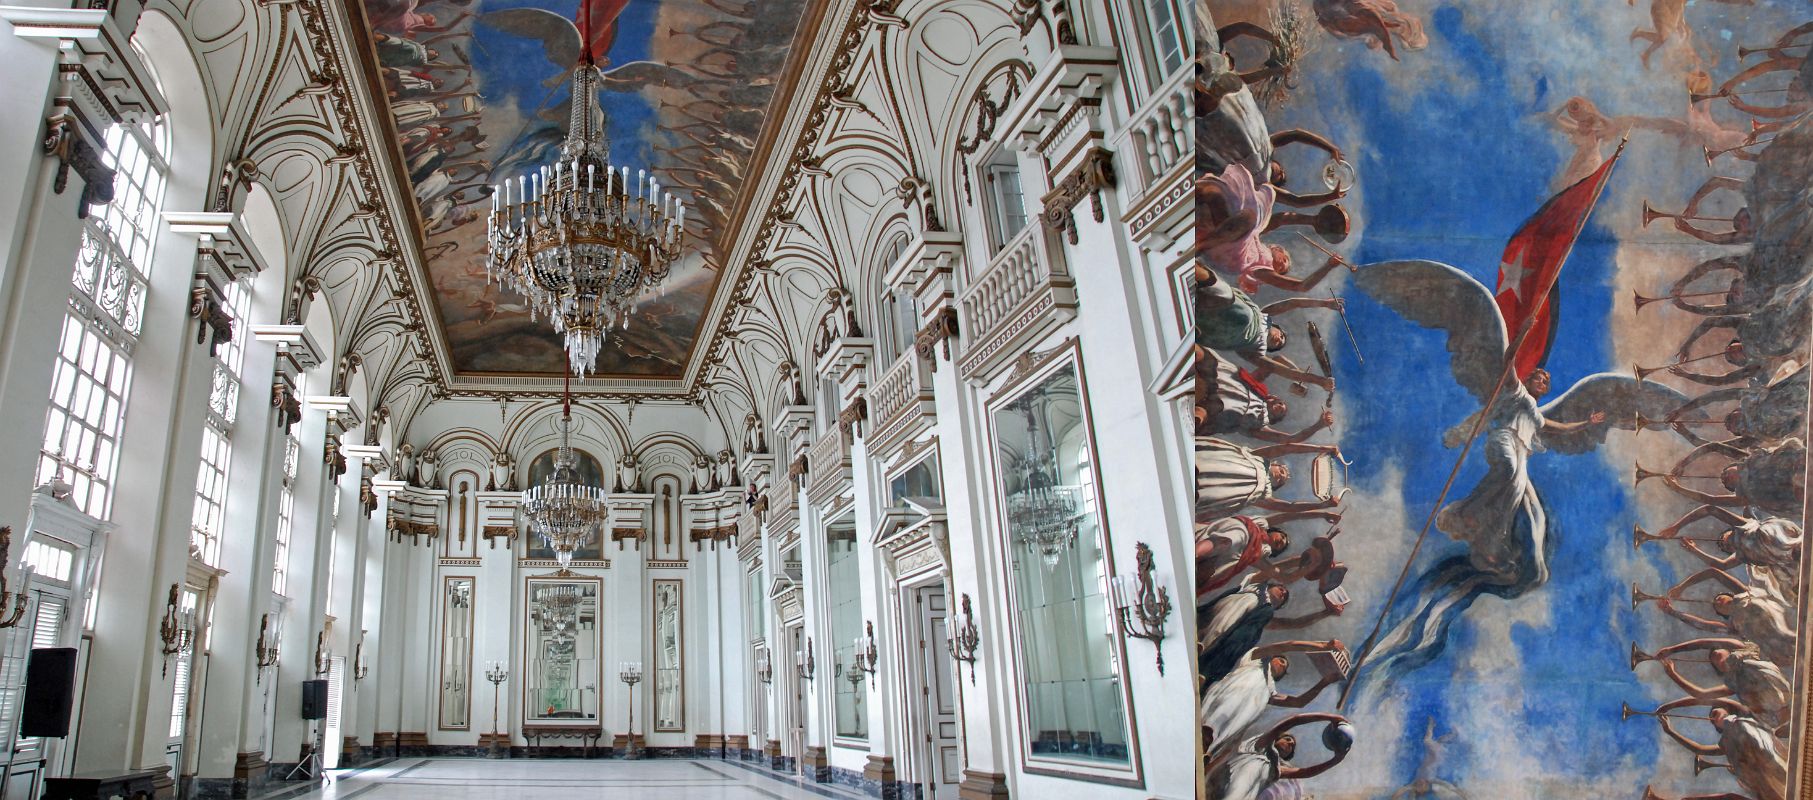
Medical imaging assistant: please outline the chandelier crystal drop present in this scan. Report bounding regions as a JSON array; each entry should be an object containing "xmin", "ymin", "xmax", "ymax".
[
  {"xmin": 520, "ymin": 375, "xmax": 609, "ymax": 569},
  {"xmin": 1006, "ymin": 404, "xmax": 1079, "ymax": 570},
  {"xmin": 484, "ymin": 56, "xmax": 686, "ymax": 376}
]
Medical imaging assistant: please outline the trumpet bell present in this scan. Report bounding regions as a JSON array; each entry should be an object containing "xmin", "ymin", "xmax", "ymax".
[
  {"xmin": 1640, "ymin": 200, "xmax": 1672, "ymax": 228},
  {"xmin": 1621, "ymin": 701, "xmax": 1635, "ymax": 721},
  {"xmin": 1633, "ymin": 290, "xmax": 1662, "ymax": 311}
]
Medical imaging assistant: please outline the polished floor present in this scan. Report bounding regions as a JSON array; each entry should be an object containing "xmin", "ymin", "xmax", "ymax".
[{"xmin": 285, "ymin": 758, "xmax": 862, "ymax": 800}]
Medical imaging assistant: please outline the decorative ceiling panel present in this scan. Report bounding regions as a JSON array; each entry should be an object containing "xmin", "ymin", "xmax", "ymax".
[{"xmin": 353, "ymin": 0, "xmax": 817, "ymax": 379}]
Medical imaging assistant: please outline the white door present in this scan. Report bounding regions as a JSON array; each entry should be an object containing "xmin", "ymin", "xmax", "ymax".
[
  {"xmin": 323, "ymin": 657, "xmax": 345, "ymax": 769},
  {"xmin": 917, "ymin": 588, "xmax": 960, "ymax": 800},
  {"xmin": 788, "ymin": 624, "xmax": 806, "ymax": 774}
]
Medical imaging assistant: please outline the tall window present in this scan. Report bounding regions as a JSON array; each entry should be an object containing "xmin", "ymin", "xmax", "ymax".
[
  {"xmin": 192, "ymin": 277, "xmax": 250, "ymax": 565},
  {"xmin": 273, "ymin": 379, "xmax": 302, "ymax": 596},
  {"xmin": 1140, "ymin": 0, "xmax": 1186, "ymax": 81},
  {"xmin": 38, "ymin": 119, "xmax": 170, "ymax": 519},
  {"xmin": 984, "ymin": 157, "xmax": 1029, "ymax": 254}
]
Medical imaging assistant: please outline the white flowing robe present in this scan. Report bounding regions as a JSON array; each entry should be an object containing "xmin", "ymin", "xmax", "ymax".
[
  {"xmin": 1435, "ymin": 388, "xmax": 1549, "ymax": 585},
  {"xmin": 1201, "ymin": 652, "xmax": 1274, "ymax": 757},
  {"xmin": 1198, "ymin": 438, "xmax": 1273, "ymax": 520},
  {"xmin": 1209, "ymin": 739, "xmax": 1279, "ymax": 800},
  {"xmin": 1722, "ymin": 715, "xmax": 1788, "ymax": 800}
]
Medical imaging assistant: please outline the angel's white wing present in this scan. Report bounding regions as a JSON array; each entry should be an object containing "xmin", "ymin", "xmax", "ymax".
[
  {"xmin": 1538, "ymin": 373, "xmax": 1691, "ymax": 454},
  {"xmin": 1353, "ymin": 259, "xmax": 1510, "ymax": 404}
]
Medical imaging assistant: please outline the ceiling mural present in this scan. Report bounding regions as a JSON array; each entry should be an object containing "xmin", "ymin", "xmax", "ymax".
[{"xmin": 359, "ymin": 0, "xmax": 813, "ymax": 377}]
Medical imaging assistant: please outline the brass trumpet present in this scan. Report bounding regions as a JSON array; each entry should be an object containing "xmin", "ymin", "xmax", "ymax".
[
  {"xmin": 1622, "ymin": 702, "xmax": 1721, "ymax": 722},
  {"xmin": 1631, "ymin": 582, "xmax": 1663, "ymax": 609},
  {"xmin": 1632, "ymin": 413, "xmax": 1721, "ymax": 430},
  {"xmin": 1736, "ymin": 42, "xmax": 1809, "ymax": 59},
  {"xmin": 1632, "ymin": 289, "xmax": 1731, "ymax": 311},
  {"xmin": 1694, "ymin": 756, "xmax": 1732, "ymax": 776},
  {"xmin": 1634, "ymin": 349, "xmax": 1732, "ymax": 381},
  {"xmin": 1630, "ymin": 642, "xmax": 1652, "ymax": 669},
  {"xmin": 1634, "ymin": 525, "xmax": 1724, "ymax": 549},
  {"xmin": 1641, "ymin": 201, "xmax": 1732, "ymax": 228}
]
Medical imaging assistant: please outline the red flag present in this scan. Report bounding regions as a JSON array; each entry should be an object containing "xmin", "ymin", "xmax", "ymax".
[
  {"xmin": 1493, "ymin": 145, "xmax": 1622, "ymax": 379},
  {"xmin": 578, "ymin": 0, "xmax": 631, "ymax": 63}
]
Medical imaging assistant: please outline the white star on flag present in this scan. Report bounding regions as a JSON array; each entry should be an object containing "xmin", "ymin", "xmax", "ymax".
[{"xmin": 1498, "ymin": 248, "xmax": 1532, "ymax": 302}]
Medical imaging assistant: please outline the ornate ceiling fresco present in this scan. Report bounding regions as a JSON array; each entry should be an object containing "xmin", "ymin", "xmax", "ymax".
[{"xmin": 353, "ymin": 0, "xmax": 816, "ymax": 379}]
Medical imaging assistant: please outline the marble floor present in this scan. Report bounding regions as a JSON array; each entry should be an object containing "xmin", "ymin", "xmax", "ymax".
[{"xmin": 273, "ymin": 758, "xmax": 864, "ymax": 800}]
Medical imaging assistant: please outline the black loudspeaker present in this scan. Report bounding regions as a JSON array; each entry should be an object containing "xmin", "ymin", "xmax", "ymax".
[
  {"xmin": 20, "ymin": 647, "xmax": 78, "ymax": 738},
  {"xmin": 300, "ymin": 679, "xmax": 328, "ymax": 720}
]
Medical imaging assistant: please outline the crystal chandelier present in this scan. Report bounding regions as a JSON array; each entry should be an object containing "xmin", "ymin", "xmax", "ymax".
[
  {"xmin": 521, "ymin": 370, "xmax": 608, "ymax": 569},
  {"xmin": 484, "ymin": 6, "xmax": 686, "ymax": 376},
  {"xmin": 1006, "ymin": 403, "xmax": 1078, "ymax": 569}
]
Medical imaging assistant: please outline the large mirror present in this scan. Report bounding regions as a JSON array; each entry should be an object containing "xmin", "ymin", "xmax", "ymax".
[
  {"xmin": 827, "ymin": 520, "xmax": 866, "ymax": 741},
  {"xmin": 991, "ymin": 357, "xmax": 1131, "ymax": 767},
  {"xmin": 524, "ymin": 577, "xmax": 601, "ymax": 725},
  {"xmin": 653, "ymin": 579, "xmax": 683, "ymax": 731},
  {"xmin": 438, "ymin": 577, "xmax": 473, "ymax": 730}
]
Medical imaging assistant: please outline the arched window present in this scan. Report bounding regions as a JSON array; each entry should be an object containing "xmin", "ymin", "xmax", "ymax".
[
  {"xmin": 875, "ymin": 233, "xmax": 916, "ymax": 362},
  {"xmin": 37, "ymin": 101, "xmax": 172, "ymax": 519},
  {"xmin": 191, "ymin": 276, "xmax": 254, "ymax": 565}
]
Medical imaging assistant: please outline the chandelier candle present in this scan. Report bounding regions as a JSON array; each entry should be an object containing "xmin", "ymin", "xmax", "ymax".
[{"xmin": 484, "ymin": 49, "xmax": 686, "ymax": 376}]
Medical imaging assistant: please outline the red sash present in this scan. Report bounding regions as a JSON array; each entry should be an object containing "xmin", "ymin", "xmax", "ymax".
[{"xmin": 1200, "ymin": 516, "xmax": 1269, "ymax": 595}]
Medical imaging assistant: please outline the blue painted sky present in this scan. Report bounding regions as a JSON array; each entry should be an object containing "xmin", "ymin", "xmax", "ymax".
[{"xmin": 468, "ymin": 0, "xmax": 661, "ymax": 171}]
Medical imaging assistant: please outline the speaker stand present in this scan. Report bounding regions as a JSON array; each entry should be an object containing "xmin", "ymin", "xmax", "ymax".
[{"xmin": 284, "ymin": 721, "xmax": 326, "ymax": 782}]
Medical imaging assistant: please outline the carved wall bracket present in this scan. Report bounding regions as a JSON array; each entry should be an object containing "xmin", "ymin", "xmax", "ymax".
[
  {"xmin": 914, "ymin": 307, "xmax": 960, "ymax": 366},
  {"xmin": 837, "ymin": 397, "xmax": 868, "ymax": 438},
  {"xmin": 481, "ymin": 525, "xmax": 516, "ymax": 549},
  {"xmin": 272, "ymin": 382, "xmax": 302, "ymax": 432},
  {"xmin": 1040, "ymin": 148, "xmax": 1117, "ymax": 245},
  {"xmin": 43, "ymin": 117, "xmax": 116, "ymax": 219},
  {"xmin": 190, "ymin": 287, "xmax": 235, "ymax": 357}
]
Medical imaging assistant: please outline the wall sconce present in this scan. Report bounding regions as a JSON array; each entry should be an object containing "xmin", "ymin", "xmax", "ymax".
[
  {"xmin": 1111, "ymin": 542, "xmax": 1173, "ymax": 674},
  {"xmin": 313, "ymin": 630, "xmax": 331, "ymax": 676},
  {"xmin": 254, "ymin": 613, "xmax": 280, "ymax": 683},
  {"xmin": 797, "ymin": 638, "xmax": 815, "ymax": 680},
  {"xmin": 158, "ymin": 584, "xmax": 194, "ymax": 678},
  {"xmin": 755, "ymin": 648, "xmax": 773, "ymax": 685},
  {"xmin": 0, "ymin": 527, "xmax": 32, "ymax": 629},
  {"xmin": 854, "ymin": 621, "xmax": 879, "ymax": 683},
  {"xmin": 949, "ymin": 593, "xmax": 979, "ymax": 685}
]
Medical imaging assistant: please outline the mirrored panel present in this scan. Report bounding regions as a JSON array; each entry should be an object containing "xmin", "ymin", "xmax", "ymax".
[
  {"xmin": 524, "ymin": 576, "xmax": 601, "ymax": 725},
  {"xmin": 991, "ymin": 358, "xmax": 1131, "ymax": 767},
  {"xmin": 827, "ymin": 521, "xmax": 866, "ymax": 741},
  {"xmin": 438, "ymin": 576, "xmax": 473, "ymax": 730},
  {"xmin": 653, "ymin": 579, "xmax": 683, "ymax": 731}
]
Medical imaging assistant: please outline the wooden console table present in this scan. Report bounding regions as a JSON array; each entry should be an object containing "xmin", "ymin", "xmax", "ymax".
[
  {"xmin": 524, "ymin": 725, "xmax": 604, "ymax": 757},
  {"xmin": 42, "ymin": 769, "xmax": 160, "ymax": 800}
]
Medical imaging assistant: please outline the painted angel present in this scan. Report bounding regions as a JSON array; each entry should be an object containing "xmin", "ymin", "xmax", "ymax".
[{"xmin": 1351, "ymin": 260, "xmax": 1687, "ymax": 685}]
